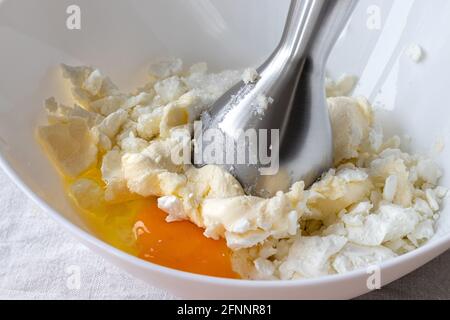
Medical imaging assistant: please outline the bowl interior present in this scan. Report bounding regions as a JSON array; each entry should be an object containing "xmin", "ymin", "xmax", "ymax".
[{"xmin": 0, "ymin": 0, "xmax": 448, "ymax": 248}]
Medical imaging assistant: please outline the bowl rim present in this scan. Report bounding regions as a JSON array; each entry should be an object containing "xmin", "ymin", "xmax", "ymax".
[{"xmin": 1, "ymin": 151, "xmax": 449, "ymax": 288}]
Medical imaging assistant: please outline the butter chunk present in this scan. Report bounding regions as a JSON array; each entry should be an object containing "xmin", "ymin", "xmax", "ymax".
[{"xmin": 38, "ymin": 117, "xmax": 98, "ymax": 177}]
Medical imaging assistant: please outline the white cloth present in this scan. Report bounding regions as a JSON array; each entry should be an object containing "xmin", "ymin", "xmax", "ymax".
[
  {"xmin": 0, "ymin": 168, "xmax": 176, "ymax": 300},
  {"xmin": 0, "ymin": 167, "xmax": 448, "ymax": 300}
]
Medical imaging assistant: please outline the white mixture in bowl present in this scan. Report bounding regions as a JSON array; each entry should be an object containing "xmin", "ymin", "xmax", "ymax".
[{"xmin": 38, "ymin": 58, "xmax": 447, "ymax": 280}]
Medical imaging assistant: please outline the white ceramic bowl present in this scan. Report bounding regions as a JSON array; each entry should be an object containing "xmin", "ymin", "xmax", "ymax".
[{"xmin": 0, "ymin": 0, "xmax": 449, "ymax": 299}]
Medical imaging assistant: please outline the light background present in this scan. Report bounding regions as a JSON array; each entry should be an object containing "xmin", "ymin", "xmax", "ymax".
[{"xmin": 0, "ymin": 168, "xmax": 448, "ymax": 300}]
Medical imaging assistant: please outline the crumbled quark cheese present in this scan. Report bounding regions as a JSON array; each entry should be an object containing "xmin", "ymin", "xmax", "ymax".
[
  {"xmin": 242, "ymin": 68, "xmax": 259, "ymax": 84},
  {"xmin": 405, "ymin": 43, "xmax": 424, "ymax": 63},
  {"xmin": 38, "ymin": 59, "xmax": 447, "ymax": 280}
]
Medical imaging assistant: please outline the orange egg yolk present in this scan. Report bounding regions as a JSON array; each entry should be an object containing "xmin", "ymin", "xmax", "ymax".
[{"xmin": 134, "ymin": 199, "xmax": 238, "ymax": 279}]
